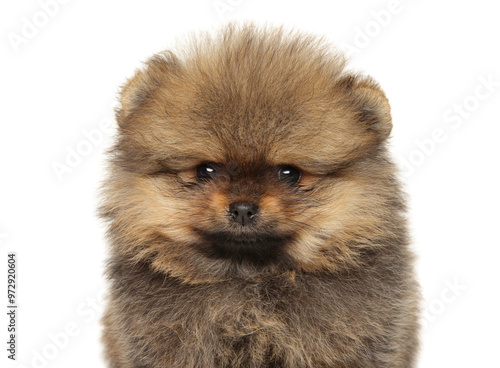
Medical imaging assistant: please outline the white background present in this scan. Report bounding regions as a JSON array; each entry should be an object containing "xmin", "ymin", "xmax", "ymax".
[{"xmin": 1, "ymin": 0, "xmax": 499, "ymax": 367}]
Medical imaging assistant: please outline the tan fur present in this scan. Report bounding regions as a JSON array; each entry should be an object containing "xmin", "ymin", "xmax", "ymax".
[{"xmin": 101, "ymin": 23, "xmax": 420, "ymax": 367}]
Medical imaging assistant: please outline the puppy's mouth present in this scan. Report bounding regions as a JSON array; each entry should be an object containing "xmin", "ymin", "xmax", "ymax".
[{"xmin": 193, "ymin": 230, "xmax": 294, "ymax": 264}]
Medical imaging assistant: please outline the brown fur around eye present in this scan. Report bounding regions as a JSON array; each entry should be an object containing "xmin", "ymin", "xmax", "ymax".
[{"xmin": 100, "ymin": 23, "xmax": 420, "ymax": 368}]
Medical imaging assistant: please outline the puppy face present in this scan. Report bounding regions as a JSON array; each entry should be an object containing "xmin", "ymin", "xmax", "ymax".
[{"xmin": 102, "ymin": 25, "xmax": 402, "ymax": 283}]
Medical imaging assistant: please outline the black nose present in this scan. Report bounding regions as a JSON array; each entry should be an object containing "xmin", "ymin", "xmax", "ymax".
[{"xmin": 229, "ymin": 202, "xmax": 259, "ymax": 226}]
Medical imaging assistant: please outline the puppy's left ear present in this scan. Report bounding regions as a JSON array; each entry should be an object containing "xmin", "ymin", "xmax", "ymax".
[
  {"xmin": 119, "ymin": 51, "xmax": 180, "ymax": 120},
  {"xmin": 336, "ymin": 75, "xmax": 392, "ymax": 142}
]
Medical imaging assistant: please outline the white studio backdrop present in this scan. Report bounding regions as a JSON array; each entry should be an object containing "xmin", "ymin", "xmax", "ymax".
[{"xmin": 0, "ymin": 0, "xmax": 499, "ymax": 367}]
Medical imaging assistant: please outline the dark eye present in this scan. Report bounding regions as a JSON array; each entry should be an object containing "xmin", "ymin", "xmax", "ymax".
[
  {"xmin": 195, "ymin": 163, "xmax": 217, "ymax": 182},
  {"xmin": 278, "ymin": 165, "xmax": 301, "ymax": 185}
]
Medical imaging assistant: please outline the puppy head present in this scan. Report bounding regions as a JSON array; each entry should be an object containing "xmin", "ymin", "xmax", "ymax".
[{"xmin": 102, "ymin": 24, "xmax": 403, "ymax": 283}]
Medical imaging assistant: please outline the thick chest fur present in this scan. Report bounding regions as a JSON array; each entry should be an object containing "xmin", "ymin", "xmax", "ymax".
[{"xmin": 103, "ymin": 260, "xmax": 418, "ymax": 368}]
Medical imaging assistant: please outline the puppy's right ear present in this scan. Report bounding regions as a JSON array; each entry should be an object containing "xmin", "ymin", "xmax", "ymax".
[
  {"xmin": 336, "ymin": 74, "xmax": 393, "ymax": 143},
  {"xmin": 118, "ymin": 51, "xmax": 179, "ymax": 120}
]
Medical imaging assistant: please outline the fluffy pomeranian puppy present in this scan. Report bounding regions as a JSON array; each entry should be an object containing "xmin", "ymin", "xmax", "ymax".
[{"xmin": 100, "ymin": 24, "xmax": 419, "ymax": 368}]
